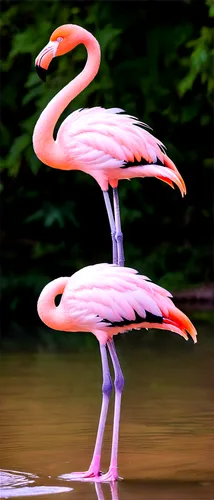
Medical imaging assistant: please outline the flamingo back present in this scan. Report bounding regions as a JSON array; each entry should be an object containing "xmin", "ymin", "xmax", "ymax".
[
  {"xmin": 56, "ymin": 107, "xmax": 186, "ymax": 192},
  {"xmin": 59, "ymin": 263, "xmax": 197, "ymax": 344}
]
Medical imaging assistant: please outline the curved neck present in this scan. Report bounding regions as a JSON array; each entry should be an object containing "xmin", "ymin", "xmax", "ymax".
[
  {"xmin": 37, "ymin": 277, "xmax": 69, "ymax": 330},
  {"xmin": 33, "ymin": 30, "xmax": 101, "ymax": 167}
]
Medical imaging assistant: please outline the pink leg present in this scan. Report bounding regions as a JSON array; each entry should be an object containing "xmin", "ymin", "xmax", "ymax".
[
  {"xmin": 103, "ymin": 190, "xmax": 118, "ymax": 265},
  {"xmin": 95, "ymin": 483, "xmax": 105, "ymax": 500},
  {"xmin": 95, "ymin": 481, "xmax": 118, "ymax": 500},
  {"xmin": 98, "ymin": 339, "xmax": 124, "ymax": 482},
  {"xmin": 60, "ymin": 343, "xmax": 113, "ymax": 481},
  {"xmin": 109, "ymin": 481, "xmax": 119, "ymax": 499},
  {"xmin": 112, "ymin": 187, "xmax": 124, "ymax": 267}
]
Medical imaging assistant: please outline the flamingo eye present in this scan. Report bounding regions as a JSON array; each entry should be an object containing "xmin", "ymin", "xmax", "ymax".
[{"xmin": 57, "ymin": 37, "xmax": 63, "ymax": 42}]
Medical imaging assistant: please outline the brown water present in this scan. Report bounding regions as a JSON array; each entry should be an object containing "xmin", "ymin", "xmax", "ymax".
[{"xmin": 1, "ymin": 324, "xmax": 214, "ymax": 499}]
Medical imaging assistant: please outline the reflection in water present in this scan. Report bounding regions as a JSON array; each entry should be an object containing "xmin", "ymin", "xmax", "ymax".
[
  {"xmin": 94, "ymin": 480, "xmax": 213, "ymax": 500},
  {"xmin": 0, "ymin": 469, "xmax": 73, "ymax": 498},
  {"xmin": 95, "ymin": 481, "xmax": 118, "ymax": 500},
  {"xmin": 1, "ymin": 471, "xmax": 212, "ymax": 500},
  {"xmin": 0, "ymin": 469, "xmax": 38, "ymax": 487},
  {"xmin": 0, "ymin": 324, "xmax": 214, "ymax": 499}
]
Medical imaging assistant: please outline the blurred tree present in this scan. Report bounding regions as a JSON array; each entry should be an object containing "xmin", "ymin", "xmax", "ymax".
[{"xmin": 0, "ymin": 0, "xmax": 213, "ymax": 339}]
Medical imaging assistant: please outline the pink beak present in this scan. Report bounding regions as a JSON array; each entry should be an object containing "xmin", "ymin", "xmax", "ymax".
[{"xmin": 35, "ymin": 41, "xmax": 59, "ymax": 81}]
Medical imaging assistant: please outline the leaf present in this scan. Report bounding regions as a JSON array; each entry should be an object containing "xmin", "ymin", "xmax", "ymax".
[
  {"xmin": 32, "ymin": 242, "xmax": 64, "ymax": 259},
  {"xmin": 4, "ymin": 134, "xmax": 31, "ymax": 175},
  {"xmin": 25, "ymin": 201, "xmax": 78, "ymax": 228}
]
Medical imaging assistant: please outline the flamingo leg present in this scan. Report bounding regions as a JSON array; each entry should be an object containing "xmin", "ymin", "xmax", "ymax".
[
  {"xmin": 94, "ymin": 483, "xmax": 105, "ymax": 500},
  {"xmin": 60, "ymin": 343, "xmax": 113, "ymax": 481},
  {"xmin": 112, "ymin": 187, "xmax": 124, "ymax": 267},
  {"xmin": 103, "ymin": 190, "xmax": 118, "ymax": 265},
  {"xmin": 88, "ymin": 343, "xmax": 113, "ymax": 474},
  {"xmin": 95, "ymin": 481, "xmax": 118, "ymax": 500},
  {"xmin": 109, "ymin": 481, "xmax": 119, "ymax": 499},
  {"xmin": 99, "ymin": 338, "xmax": 124, "ymax": 482}
]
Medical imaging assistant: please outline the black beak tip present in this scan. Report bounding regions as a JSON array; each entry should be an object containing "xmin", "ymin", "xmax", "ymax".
[{"xmin": 36, "ymin": 65, "xmax": 47, "ymax": 82}]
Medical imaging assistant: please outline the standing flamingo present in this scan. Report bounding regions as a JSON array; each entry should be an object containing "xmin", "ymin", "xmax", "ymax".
[
  {"xmin": 37, "ymin": 263, "xmax": 197, "ymax": 482},
  {"xmin": 33, "ymin": 24, "xmax": 186, "ymax": 266}
]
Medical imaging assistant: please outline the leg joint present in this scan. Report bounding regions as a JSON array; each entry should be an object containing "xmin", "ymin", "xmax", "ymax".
[
  {"xmin": 115, "ymin": 231, "xmax": 123, "ymax": 244},
  {"xmin": 114, "ymin": 373, "xmax": 125, "ymax": 392},
  {"xmin": 102, "ymin": 373, "xmax": 113, "ymax": 396}
]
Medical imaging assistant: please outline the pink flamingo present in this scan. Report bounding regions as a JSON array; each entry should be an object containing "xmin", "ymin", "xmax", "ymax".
[
  {"xmin": 33, "ymin": 24, "xmax": 186, "ymax": 266},
  {"xmin": 37, "ymin": 263, "xmax": 197, "ymax": 482}
]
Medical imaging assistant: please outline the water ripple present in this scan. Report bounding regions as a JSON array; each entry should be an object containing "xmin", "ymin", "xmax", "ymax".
[{"xmin": 0, "ymin": 469, "xmax": 73, "ymax": 498}]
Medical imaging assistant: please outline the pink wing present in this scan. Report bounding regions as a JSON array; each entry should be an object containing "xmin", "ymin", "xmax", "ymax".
[
  {"xmin": 57, "ymin": 107, "xmax": 185, "ymax": 192},
  {"xmin": 61, "ymin": 263, "xmax": 161, "ymax": 327},
  {"xmin": 58, "ymin": 107, "xmax": 162, "ymax": 163},
  {"xmin": 61, "ymin": 263, "xmax": 196, "ymax": 343}
]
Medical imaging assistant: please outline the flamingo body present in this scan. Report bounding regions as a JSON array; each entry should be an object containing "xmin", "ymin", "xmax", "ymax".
[
  {"xmin": 37, "ymin": 263, "xmax": 197, "ymax": 345},
  {"xmin": 34, "ymin": 24, "xmax": 186, "ymax": 266},
  {"xmin": 38, "ymin": 264, "xmax": 197, "ymax": 481},
  {"xmin": 57, "ymin": 106, "xmax": 186, "ymax": 192},
  {"xmin": 33, "ymin": 23, "xmax": 186, "ymax": 195}
]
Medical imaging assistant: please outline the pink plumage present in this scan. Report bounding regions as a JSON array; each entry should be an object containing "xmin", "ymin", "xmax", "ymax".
[
  {"xmin": 33, "ymin": 24, "xmax": 186, "ymax": 195},
  {"xmin": 57, "ymin": 107, "xmax": 186, "ymax": 193},
  {"xmin": 33, "ymin": 24, "xmax": 187, "ymax": 268},
  {"xmin": 34, "ymin": 24, "xmax": 196, "ymax": 482},
  {"xmin": 37, "ymin": 267, "xmax": 197, "ymax": 482},
  {"xmin": 37, "ymin": 263, "xmax": 197, "ymax": 345}
]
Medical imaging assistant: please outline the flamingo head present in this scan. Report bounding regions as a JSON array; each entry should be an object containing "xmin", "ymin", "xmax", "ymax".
[{"xmin": 35, "ymin": 24, "xmax": 87, "ymax": 81}]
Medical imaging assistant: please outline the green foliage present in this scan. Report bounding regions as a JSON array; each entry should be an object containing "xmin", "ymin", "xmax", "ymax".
[
  {"xmin": 26, "ymin": 200, "xmax": 78, "ymax": 228},
  {"xmin": 1, "ymin": 0, "xmax": 213, "ymax": 338},
  {"xmin": 177, "ymin": 0, "xmax": 214, "ymax": 103}
]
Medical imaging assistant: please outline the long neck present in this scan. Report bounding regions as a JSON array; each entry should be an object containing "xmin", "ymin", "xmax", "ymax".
[
  {"xmin": 37, "ymin": 277, "xmax": 69, "ymax": 330},
  {"xmin": 33, "ymin": 31, "xmax": 101, "ymax": 168}
]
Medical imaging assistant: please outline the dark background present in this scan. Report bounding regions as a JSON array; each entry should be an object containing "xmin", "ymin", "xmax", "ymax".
[{"xmin": 1, "ymin": 0, "xmax": 213, "ymax": 347}]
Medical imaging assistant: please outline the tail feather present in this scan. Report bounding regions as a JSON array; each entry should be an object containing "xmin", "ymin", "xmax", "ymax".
[
  {"xmin": 163, "ymin": 154, "xmax": 187, "ymax": 195},
  {"xmin": 163, "ymin": 154, "xmax": 180, "ymax": 174},
  {"xmin": 155, "ymin": 175, "xmax": 175, "ymax": 189},
  {"xmin": 142, "ymin": 322, "xmax": 189, "ymax": 341},
  {"xmin": 164, "ymin": 305, "xmax": 197, "ymax": 343},
  {"xmin": 120, "ymin": 164, "xmax": 186, "ymax": 196},
  {"xmin": 146, "ymin": 165, "xmax": 186, "ymax": 196},
  {"xmin": 105, "ymin": 302, "xmax": 197, "ymax": 344}
]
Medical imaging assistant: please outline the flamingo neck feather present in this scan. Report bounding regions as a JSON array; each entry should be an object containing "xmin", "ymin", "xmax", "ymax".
[
  {"xmin": 37, "ymin": 277, "xmax": 69, "ymax": 330},
  {"xmin": 33, "ymin": 28, "xmax": 101, "ymax": 168}
]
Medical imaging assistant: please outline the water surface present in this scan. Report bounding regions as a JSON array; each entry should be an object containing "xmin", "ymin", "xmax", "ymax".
[{"xmin": 1, "ymin": 323, "xmax": 213, "ymax": 499}]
